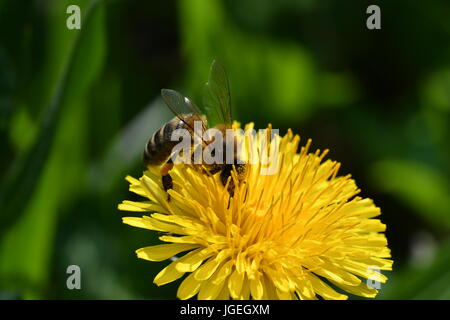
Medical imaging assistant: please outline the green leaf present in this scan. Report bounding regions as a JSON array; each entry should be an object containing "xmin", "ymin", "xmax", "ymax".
[
  {"xmin": 177, "ymin": 0, "xmax": 318, "ymax": 125},
  {"xmin": 369, "ymin": 159, "xmax": 450, "ymax": 230},
  {"xmin": 0, "ymin": 0, "xmax": 105, "ymax": 298},
  {"xmin": 378, "ymin": 239, "xmax": 450, "ymax": 299},
  {"xmin": 0, "ymin": 0, "xmax": 100, "ymax": 236},
  {"xmin": 88, "ymin": 97, "xmax": 173, "ymax": 194}
]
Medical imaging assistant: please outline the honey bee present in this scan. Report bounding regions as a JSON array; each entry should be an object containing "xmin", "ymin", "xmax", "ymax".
[{"xmin": 144, "ymin": 60, "xmax": 246, "ymax": 199}]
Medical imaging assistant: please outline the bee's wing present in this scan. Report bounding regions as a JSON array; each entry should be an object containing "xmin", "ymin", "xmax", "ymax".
[
  {"xmin": 161, "ymin": 89, "xmax": 208, "ymax": 135},
  {"xmin": 202, "ymin": 60, "xmax": 233, "ymax": 127}
]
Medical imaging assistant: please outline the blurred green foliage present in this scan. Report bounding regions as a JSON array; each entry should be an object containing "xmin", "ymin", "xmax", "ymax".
[{"xmin": 0, "ymin": 0, "xmax": 449, "ymax": 299}]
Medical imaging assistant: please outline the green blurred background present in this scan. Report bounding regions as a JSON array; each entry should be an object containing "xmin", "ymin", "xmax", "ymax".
[{"xmin": 0, "ymin": 0, "xmax": 449, "ymax": 299}]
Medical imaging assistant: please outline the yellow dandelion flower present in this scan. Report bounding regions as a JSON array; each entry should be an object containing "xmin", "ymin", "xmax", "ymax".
[{"xmin": 119, "ymin": 122, "xmax": 393, "ymax": 300}]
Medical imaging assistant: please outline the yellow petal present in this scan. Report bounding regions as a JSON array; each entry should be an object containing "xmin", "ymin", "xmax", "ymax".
[
  {"xmin": 364, "ymin": 257, "xmax": 393, "ymax": 270},
  {"xmin": 122, "ymin": 216, "xmax": 152, "ymax": 229},
  {"xmin": 122, "ymin": 216, "xmax": 184, "ymax": 234},
  {"xmin": 125, "ymin": 175, "xmax": 151, "ymax": 199},
  {"xmin": 159, "ymin": 235, "xmax": 198, "ymax": 244},
  {"xmin": 261, "ymin": 275, "xmax": 278, "ymax": 299},
  {"xmin": 118, "ymin": 203, "xmax": 147, "ymax": 212},
  {"xmin": 294, "ymin": 278, "xmax": 316, "ymax": 300},
  {"xmin": 238, "ymin": 277, "xmax": 250, "ymax": 300},
  {"xmin": 344, "ymin": 235, "xmax": 387, "ymax": 247},
  {"xmin": 250, "ymin": 275, "xmax": 264, "ymax": 300},
  {"xmin": 330, "ymin": 279, "xmax": 378, "ymax": 298},
  {"xmin": 197, "ymin": 279, "xmax": 225, "ymax": 300},
  {"xmin": 118, "ymin": 200, "xmax": 164, "ymax": 213},
  {"xmin": 152, "ymin": 212, "xmax": 203, "ymax": 229},
  {"xmin": 177, "ymin": 272, "xmax": 202, "ymax": 300},
  {"xmin": 276, "ymin": 288, "xmax": 293, "ymax": 300},
  {"xmin": 215, "ymin": 282, "xmax": 231, "ymax": 300},
  {"xmin": 266, "ymin": 270, "xmax": 290, "ymax": 293},
  {"xmin": 154, "ymin": 261, "xmax": 185, "ymax": 286},
  {"xmin": 307, "ymin": 274, "xmax": 348, "ymax": 300},
  {"xmin": 212, "ymin": 260, "xmax": 233, "ymax": 285},
  {"xmin": 194, "ymin": 258, "xmax": 222, "ymax": 281},
  {"xmin": 314, "ymin": 263, "xmax": 361, "ymax": 286},
  {"xmin": 228, "ymin": 269, "xmax": 244, "ymax": 299},
  {"xmin": 340, "ymin": 259, "xmax": 388, "ymax": 283},
  {"xmin": 136, "ymin": 243, "xmax": 199, "ymax": 261},
  {"xmin": 141, "ymin": 175, "xmax": 171, "ymax": 211},
  {"xmin": 175, "ymin": 249, "xmax": 213, "ymax": 272}
]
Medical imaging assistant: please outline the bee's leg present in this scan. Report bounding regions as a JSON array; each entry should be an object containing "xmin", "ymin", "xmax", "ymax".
[
  {"xmin": 162, "ymin": 175, "xmax": 173, "ymax": 200},
  {"xmin": 160, "ymin": 159, "xmax": 174, "ymax": 200}
]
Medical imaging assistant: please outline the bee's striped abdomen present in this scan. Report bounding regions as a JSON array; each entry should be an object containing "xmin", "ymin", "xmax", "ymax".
[{"xmin": 144, "ymin": 117, "xmax": 186, "ymax": 166}]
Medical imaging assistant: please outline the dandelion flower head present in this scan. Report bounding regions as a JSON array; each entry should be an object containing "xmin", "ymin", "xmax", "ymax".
[{"xmin": 119, "ymin": 121, "xmax": 392, "ymax": 300}]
